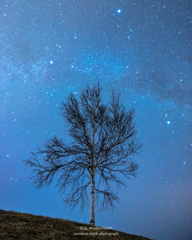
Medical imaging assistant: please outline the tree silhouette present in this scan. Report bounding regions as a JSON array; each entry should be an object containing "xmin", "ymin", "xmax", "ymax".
[{"xmin": 24, "ymin": 82, "xmax": 142, "ymax": 225}]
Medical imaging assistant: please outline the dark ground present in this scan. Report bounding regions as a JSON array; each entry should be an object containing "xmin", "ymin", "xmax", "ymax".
[{"xmin": 0, "ymin": 209, "xmax": 153, "ymax": 240}]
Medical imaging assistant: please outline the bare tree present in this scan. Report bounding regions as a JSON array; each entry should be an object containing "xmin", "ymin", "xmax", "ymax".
[{"xmin": 24, "ymin": 82, "xmax": 142, "ymax": 226}]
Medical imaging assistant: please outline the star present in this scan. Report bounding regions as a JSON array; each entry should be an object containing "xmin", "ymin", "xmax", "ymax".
[{"xmin": 117, "ymin": 9, "xmax": 121, "ymax": 13}]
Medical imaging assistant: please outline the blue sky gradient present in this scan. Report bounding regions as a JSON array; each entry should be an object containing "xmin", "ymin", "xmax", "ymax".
[{"xmin": 0, "ymin": 1, "xmax": 192, "ymax": 239}]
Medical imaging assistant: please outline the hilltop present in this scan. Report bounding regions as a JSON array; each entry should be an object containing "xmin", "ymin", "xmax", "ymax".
[{"xmin": 0, "ymin": 209, "xmax": 153, "ymax": 240}]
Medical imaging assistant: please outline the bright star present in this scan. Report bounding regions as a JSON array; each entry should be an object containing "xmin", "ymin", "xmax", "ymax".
[
  {"xmin": 50, "ymin": 61, "xmax": 53, "ymax": 64},
  {"xmin": 117, "ymin": 9, "xmax": 121, "ymax": 13},
  {"xmin": 167, "ymin": 121, "xmax": 171, "ymax": 124}
]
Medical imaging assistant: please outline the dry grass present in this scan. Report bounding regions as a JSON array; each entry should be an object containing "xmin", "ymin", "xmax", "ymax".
[{"xmin": 0, "ymin": 209, "xmax": 153, "ymax": 240}]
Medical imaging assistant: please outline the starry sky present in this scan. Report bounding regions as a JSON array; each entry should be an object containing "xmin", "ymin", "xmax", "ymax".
[{"xmin": 0, "ymin": 0, "xmax": 192, "ymax": 239}]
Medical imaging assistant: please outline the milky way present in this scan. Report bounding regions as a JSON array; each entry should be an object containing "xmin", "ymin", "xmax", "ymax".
[{"xmin": 0, "ymin": 1, "xmax": 192, "ymax": 240}]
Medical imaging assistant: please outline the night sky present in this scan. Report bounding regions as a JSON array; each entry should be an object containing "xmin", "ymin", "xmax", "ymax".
[{"xmin": 0, "ymin": 0, "xmax": 192, "ymax": 240}]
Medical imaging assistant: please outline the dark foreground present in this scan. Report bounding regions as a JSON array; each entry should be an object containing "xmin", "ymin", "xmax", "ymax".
[{"xmin": 0, "ymin": 209, "xmax": 153, "ymax": 240}]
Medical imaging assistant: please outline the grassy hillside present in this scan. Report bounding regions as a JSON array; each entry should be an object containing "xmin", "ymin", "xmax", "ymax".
[{"xmin": 0, "ymin": 209, "xmax": 153, "ymax": 240}]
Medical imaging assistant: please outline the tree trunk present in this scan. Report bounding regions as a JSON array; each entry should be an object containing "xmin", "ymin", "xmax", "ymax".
[
  {"xmin": 90, "ymin": 112, "xmax": 96, "ymax": 225},
  {"xmin": 90, "ymin": 167, "xmax": 95, "ymax": 225}
]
